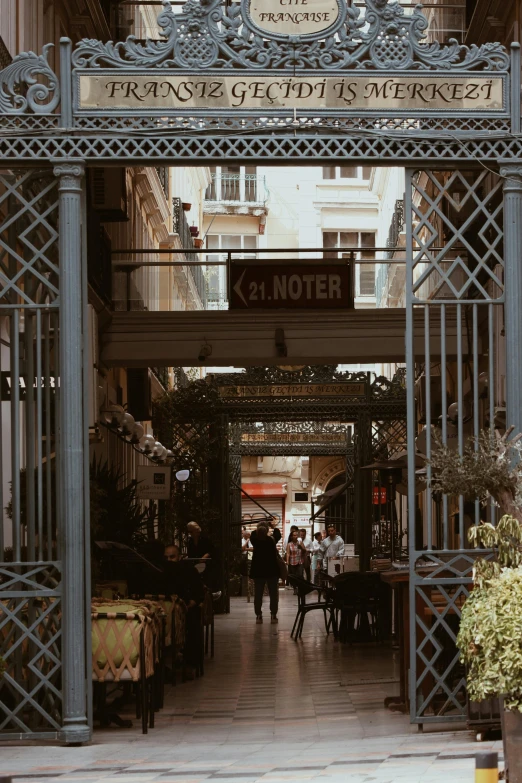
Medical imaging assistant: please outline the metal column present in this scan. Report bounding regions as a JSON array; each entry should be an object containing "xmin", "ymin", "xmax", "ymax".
[
  {"xmin": 53, "ymin": 161, "xmax": 90, "ymax": 744},
  {"xmin": 501, "ymin": 162, "xmax": 522, "ymax": 435}
]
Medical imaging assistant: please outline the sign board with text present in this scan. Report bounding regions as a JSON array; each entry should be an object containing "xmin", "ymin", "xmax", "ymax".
[
  {"xmin": 218, "ymin": 383, "xmax": 366, "ymax": 398},
  {"xmin": 77, "ymin": 73, "xmax": 506, "ymax": 115},
  {"xmin": 136, "ymin": 466, "xmax": 172, "ymax": 500},
  {"xmin": 229, "ymin": 263, "xmax": 353, "ymax": 310},
  {"xmin": 250, "ymin": 0, "xmax": 340, "ymax": 36}
]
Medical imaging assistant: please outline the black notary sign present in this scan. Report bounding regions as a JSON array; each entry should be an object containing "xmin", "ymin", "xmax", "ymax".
[{"xmin": 229, "ymin": 263, "xmax": 353, "ymax": 310}]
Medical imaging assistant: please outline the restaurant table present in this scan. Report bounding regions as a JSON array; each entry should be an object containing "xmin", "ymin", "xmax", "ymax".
[
  {"xmin": 380, "ymin": 565, "xmax": 439, "ymax": 718},
  {"xmin": 380, "ymin": 568, "xmax": 411, "ymax": 714}
]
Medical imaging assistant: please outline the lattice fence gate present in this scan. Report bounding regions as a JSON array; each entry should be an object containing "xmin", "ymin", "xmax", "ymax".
[{"xmin": 406, "ymin": 168, "xmax": 504, "ymax": 727}]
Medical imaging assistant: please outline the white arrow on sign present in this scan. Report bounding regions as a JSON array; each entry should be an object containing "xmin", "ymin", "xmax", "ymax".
[{"xmin": 233, "ymin": 268, "xmax": 248, "ymax": 307}]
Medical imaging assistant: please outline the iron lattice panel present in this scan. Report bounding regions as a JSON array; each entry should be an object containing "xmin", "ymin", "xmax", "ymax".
[
  {"xmin": 0, "ymin": 171, "xmax": 59, "ymax": 307},
  {"xmin": 372, "ymin": 418, "xmax": 408, "ymax": 460},
  {"xmin": 409, "ymin": 551, "xmax": 495, "ymax": 723},
  {"xmin": 411, "ymin": 170, "xmax": 504, "ymax": 304},
  {"xmin": 0, "ymin": 563, "xmax": 62, "ymax": 736},
  {"xmin": 412, "ymin": 574, "xmax": 469, "ymax": 724},
  {"xmin": 2, "ymin": 133, "xmax": 522, "ymax": 165}
]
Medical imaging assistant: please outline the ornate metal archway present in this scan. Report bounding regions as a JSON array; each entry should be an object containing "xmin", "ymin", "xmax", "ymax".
[{"xmin": 0, "ymin": 0, "xmax": 520, "ymax": 741}]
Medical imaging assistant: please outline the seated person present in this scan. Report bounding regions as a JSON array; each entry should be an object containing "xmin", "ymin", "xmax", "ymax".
[
  {"xmin": 163, "ymin": 544, "xmax": 205, "ymax": 678},
  {"xmin": 163, "ymin": 543, "xmax": 204, "ymax": 606}
]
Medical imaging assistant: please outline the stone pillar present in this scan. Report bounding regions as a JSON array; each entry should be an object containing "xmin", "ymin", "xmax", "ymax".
[
  {"xmin": 53, "ymin": 161, "xmax": 90, "ymax": 744},
  {"xmin": 501, "ymin": 164, "xmax": 522, "ymax": 436}
]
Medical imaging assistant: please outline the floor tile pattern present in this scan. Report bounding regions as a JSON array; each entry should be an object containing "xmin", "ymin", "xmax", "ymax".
[{"xmin": 0, "ymin": 591, "xmax": 502, "ymax": 783}]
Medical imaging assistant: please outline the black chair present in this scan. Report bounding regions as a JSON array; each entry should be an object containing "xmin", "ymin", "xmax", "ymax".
[
  {"xmin": 288, "ymin": 575, "xmax": 337, "ymax": 640},
  {"xmin": 332, "ymin": 572, "xmax": 382, "ymax": 643}
]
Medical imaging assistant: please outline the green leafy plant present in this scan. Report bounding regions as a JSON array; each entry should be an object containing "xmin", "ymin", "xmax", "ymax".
[
  {"xmin": 429, "ymin": 429, "xmax": 522, "ymax": 712},
  {"xmin": 0, "ymin": 655, "xmax": 6, "ymax": 679},
  {"xmin": 457, "ymin": 556, "xmax": 522, "ymax": 712},
  {"xmin": 90, "ymin": 456, "xmax": 150, "ymax": 547},
  {"xmin": 428, "ymin": 427, "xmax": 522, "ymax": 523}
]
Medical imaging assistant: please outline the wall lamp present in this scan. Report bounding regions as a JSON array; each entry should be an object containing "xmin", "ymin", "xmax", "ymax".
[{"xmin": 100, "ymin": 403, "xmax": 173, "ymax": 464}]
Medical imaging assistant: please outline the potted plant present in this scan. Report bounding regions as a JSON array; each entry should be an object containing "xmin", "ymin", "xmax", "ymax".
[
  {"xmin": 194, "ymin": 238, "xmax": 204, "ymax": 249},
  {"xmin": 430, "ymin": 428, "xmax": 522, "ymax": 781},
  {"xmin": 455, "ymin": 517, "xmax": 522, "ymax": 782},
  {"xmin": 189, "ymin": 226, "xmax": 199, "ymax": 238},
  {"xmin": 182, "ymin": 202, "xmax": 191, "ymax": 212}
]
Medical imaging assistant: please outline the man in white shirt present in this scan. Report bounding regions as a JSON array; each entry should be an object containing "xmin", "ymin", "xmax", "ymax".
[
  {"xmin": 318, "ymin": 524, "xmax": 345, "ymax": 572},
  {"xmin": 242, "ymin": 531, "xmax": 253, "ymax": 559}
]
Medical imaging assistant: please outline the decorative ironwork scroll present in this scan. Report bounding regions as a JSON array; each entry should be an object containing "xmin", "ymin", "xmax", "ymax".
[
  {"xmin": 0, "ymin": 45, "xmax": 60, "ymax": 114},
  {"xmin": 72, "ymin": 0, "xmax": 508, "ymax": 72}
]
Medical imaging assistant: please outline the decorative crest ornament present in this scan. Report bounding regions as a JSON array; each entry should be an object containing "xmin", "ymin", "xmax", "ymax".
[
  {"xmin": 0, "ymin": 44, "xmax": 60, "ymax": 114},
  {"xmin": 72, "ymin": 0, "xmax": 509, "ymax": 71}
]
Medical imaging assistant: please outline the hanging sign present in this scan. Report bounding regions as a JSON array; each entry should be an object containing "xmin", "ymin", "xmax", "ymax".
[
  {"xmin": 219, "ymin": 383, "xmax": 366, "ymax": 398},
  {"xmin": 249, "ymin": 0, "xmax": 340, "ymax": 36},
  {"xmin": 241, "ymin": 432, "xmax": 346, "ymax": 443},
  {"xmin": 229, "ymin": 263, "xmax": 352, "ymax": 310},
  {"xmin": 373, "ymin": 487, "xmax": 387, "ymax": 505},
  {"xmin": 77, "ymin": 74, "xmax": 505, "ymax": 114},
  {"xmin": 136, "ymin": 466, "xmax": 172, "ymax": 500}
]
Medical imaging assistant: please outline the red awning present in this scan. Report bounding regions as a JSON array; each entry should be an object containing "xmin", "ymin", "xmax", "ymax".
[{"xmin": 242, "ymin": 483, "xmax": 287, "ymax": 497}]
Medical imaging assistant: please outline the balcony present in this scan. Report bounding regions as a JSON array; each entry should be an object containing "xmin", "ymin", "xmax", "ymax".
[
  {"xmin": 376, "ymin": 200, "xmax": 406, "ymax": 309},
  {"xmin": 204, "ymin": 174, "xmax": 269, "ymax": 217},
  {"xmin": 172, "ymin": 197, "xmax": 207, "ymax": 308}
]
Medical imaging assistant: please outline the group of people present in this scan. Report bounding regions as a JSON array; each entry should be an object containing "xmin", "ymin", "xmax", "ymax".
[
  {"xmin": 242, "ymin": 520, "xmax": 345, "ymax": 623},
  {"xmin": 285, "ymin": 524, "xmax": 345, "ymax": 584}
]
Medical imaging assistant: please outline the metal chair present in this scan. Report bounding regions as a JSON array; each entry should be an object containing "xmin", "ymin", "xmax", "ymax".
[{"xmin": 288, "ymin": 575, "xmax": 337, "ymax": 640}]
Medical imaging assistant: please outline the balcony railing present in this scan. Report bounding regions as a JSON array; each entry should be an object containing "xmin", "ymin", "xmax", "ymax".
[
  {"xmin": 155, "ymin": 167, "xmax": 169, "ymax": 200},
  {"xmin": 376, "ymin": 200, "xmax": 406, "ymax": 305},
  {"xmin": 386, "ymin": 200, "xmax": 405, "ymax": 259},
  {"xmin": 172, "ymin": 197, "xmax": 207, "ymax": 308},
  {"xmin": 205, "ymin": 174, "xmax": 268, "ymax": 205}
]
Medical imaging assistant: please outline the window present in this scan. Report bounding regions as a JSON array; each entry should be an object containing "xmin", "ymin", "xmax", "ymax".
[
  {"xmin": 206, "ymin": 165, "xmax": 259, "ymax": 202},
  {"xmin": 205, "ymin": 234, "xmax": 258, "ymax": 309},
  {"xmin": 323, "ymin": 231, "xmax": 376, "ymax": 298},
  {"xmin": 322, "ymin": 166, "xmax": 372, "ymax": 180}
]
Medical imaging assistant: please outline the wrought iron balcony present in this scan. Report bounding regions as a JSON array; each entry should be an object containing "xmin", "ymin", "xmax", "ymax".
[
  {"xmin": 386, "ymin": 199, "xmax": 405, "ymax": 258},
  {"xmin": 172, "ymin": 197, "xmax": 207, "ymax": 308},
  {"xmin": 205, "ymin": 174, "xmax": 268, "ymax": 206}
]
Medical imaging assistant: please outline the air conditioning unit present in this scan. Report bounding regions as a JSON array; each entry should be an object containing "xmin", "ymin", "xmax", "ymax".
[{"xmin": 89, "ymin": 167, "xmax": 129, "ymax": 222}]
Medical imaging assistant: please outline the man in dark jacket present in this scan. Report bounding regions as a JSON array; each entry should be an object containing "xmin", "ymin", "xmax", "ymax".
[{"xmin": 250, "ymin": 524, "xmax": 280, "ymax": 624}]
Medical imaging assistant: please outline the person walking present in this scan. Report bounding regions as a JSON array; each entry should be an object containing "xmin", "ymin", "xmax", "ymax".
[
  {"xmin": 299, "ymin": 528, "xmax": 313, "ymax": 581},
  {"xmin": 310, "ymin": 531, "xmax": 323, "ymax": 584},
  {"xmin": 249, "ymin": 523, "xmax": 280, "ymax": 624},
  {"xmin": 285, "ymin": 529, "xmax": 306, "ymax": 588},
  {"xmin": 318, "ymin": 523, "xmax": 345, "ymax": 574}
]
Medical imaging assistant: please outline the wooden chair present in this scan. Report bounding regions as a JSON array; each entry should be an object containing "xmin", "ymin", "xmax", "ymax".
[{"xmin": 288, "ymin": 575, "xmax": 337, "ymax": 640}]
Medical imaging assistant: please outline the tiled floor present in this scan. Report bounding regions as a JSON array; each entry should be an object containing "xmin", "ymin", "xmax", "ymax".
[{"xmin": 1, "ymin": 590, "xmax": 502, "ymax": 783}]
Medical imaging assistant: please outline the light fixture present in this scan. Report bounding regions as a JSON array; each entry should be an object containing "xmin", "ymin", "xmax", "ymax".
[
  {"xmin": 198, "ymin": 341, "xmax": 212, "ymax": 363},
  {"xmin": 139, "ymin": 433, "xmax": 156, "ymax": 453},
  {"xmin": 120, "ymin": 411, "xmax": 135, "ymax": 435},
  {"xmin": 131, "ymin": 422, "xmax": 144, "ymax": 443},
  {"xmin": 100, "ymin": 403, "xmax": 125, "ymax": 428},
  {"xmin": 152, "ymin": 441, "xmax": 164, "ymax": 458},
  {"xmin": 176, "ymin": 469, "xmax": 190, "ymax": 482}
]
